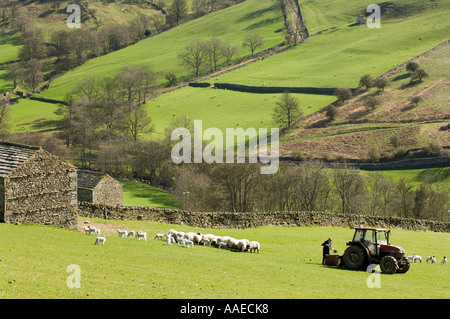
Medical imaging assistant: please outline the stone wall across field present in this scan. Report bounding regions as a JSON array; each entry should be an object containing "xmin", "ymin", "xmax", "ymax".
[{"xmin": 78, "ymin": 202, "xmax": 449, "ymax": 233}]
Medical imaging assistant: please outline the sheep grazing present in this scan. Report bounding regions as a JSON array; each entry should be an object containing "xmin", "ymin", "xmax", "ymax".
[
  {"xmin": 237, "ymin": 239, "xmax": 250, "ymax": 252},
  {"xmin": 84, "ymin": 226, "xmax": 97, "ymax": 235},
  {"xmin": 185, "ymin": 240, "xmax": 194, "ymax": 248},
  {"xmin": 127, "ymin": 231, "xmax": 135, "ymax": 238},
  {"xmin": 177, "ymin": 237, "xmax": 186, "ymax": 246},
  {"xmin": 218, "ymin": 242, "xmax": 227, "ymax": 249},
  {"xmin": 117, "ymin": 229, "xmax": 128, "ymax": 238},
  {"xmin": 193, "ymin": 233, "xmax": 203, "ymax": 245},
  {"xmin": 136, "ymin": 231, "xmax": 147, "ymax": 241},
  {"xmin": 406, "ymin": 256, "xmax": 414, "ymax": 262},
  {"xmin": 184, "ymin": 232, "xmax": 195, "ymax": 242},
  {"xmin": 94, "ymin": 235, "xmax": 107, "ymax": 246},
  {"xmin": 442, "ymin": 257, "xmax": 447, "ymax": 265},
  {"xmin": 154, "ymin": 233, "xmax": 166, "ymax": 240},
  {"xmin": 249, "ymin": 241, "xmax": 260, "ymax": 253},
  {"xmin": 413, "ymin": 254, "xmax": 422, "ymax": 263},
  {"xmin": 203, "ymin": 239, "xmax": 211, "ymax": 246},
  {"xmin": 226, "ymin": 237, "xmax": 240, "ymax": 251}
]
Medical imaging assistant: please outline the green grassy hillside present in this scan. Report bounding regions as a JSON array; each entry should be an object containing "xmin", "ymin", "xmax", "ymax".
[
  {"xmin": 41, "ymin": 0, "xmax": 285, "ymax": 101},
  {"xmin": 0, "ymin": 221, "xmax": 448, "ymax": 298}
]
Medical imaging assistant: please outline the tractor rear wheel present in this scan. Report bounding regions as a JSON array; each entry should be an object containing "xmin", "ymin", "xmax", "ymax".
[
  {"xmin": 343, "ymin": 245, "xmax": 366, "ymax": 270},
  {"xmin": 380, "ymin": 256, "xmax": 398, "ymax": 274}
]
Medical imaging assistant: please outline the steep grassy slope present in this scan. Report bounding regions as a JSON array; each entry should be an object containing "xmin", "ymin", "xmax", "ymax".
[{"xmin": 41, "ymin": 0, "xmax": 285, "ymax": 101}]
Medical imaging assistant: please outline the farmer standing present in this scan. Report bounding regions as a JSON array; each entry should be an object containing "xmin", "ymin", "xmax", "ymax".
[{"xmin": 322, "ymin": 238, "xmax": 333, "ymax": 265}]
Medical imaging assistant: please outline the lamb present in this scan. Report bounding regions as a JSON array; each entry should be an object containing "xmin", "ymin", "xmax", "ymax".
[
  {"xmin": 84, "ymin": 226, "xmax": 97, "ymax": 235},
  {"xmin": 84, "ymin": 226, "xmax": 94, "ymax": 235},
  {"xmin": 185, "ymin": 240, "xmax": 194, "ymax": 248},
  {"xmin": 249, "ymin": 241, "xmax": 260, "ymax": 253},
  {"xmin": 406, "ymin": 256, "xmax": 414, "ymax": 262},
  {"xmin": 167, "ymin": 236, "xmax": 176, "ymax": 245},
  {"xmin": 94, "ymin": 235, "xmax": 107, "ymax": 246},
  {"xmin": 203, "ymin": 239, "xmax": 211, "ymax": 246},
  {"xmin": 136, "ymin": 231, "xmax": 147, "ymax": 241},
  {"xmin": 426, "ymin": 256, "xmax": 436, "ymax": 263},
  {"xmin": 442, "ymin": 257, "xmax": 447, "ymax": 265},
  {"xmin": 154, "ymin": 233, "xmax": 166, "ymax": 240},
  {"xmin": 218, "ymin": 242, "xmax": 227, "ymax": 249},
  {"xmin": 127, "ymin": 231, "xmax": 135, "ymax": 238},
  {"xmin": 177, "ymin": 237, "xmax": 186, "ymax": 246},
  {"xmin": 413, "ymin": 254, "xmax": 422, "ymax": 263},
  {"xmin": 117, "ymin": 229, "xmax": 128, "ymax": 238}
]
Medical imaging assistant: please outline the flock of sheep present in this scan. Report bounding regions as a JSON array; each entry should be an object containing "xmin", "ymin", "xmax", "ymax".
[
  {"xmin": 406, "ymin": 254, "xmax": 447, "ymax": 265},
  {"xmin": 84, "ymin": 225, "xmax": 261, "ymax": 253},
  {"xmin": 161, "ymin": 229, "xmax": 261, "ymax": 253}
]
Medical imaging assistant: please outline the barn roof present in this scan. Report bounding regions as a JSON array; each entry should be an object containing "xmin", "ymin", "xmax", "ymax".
[
  {"xmin": 0, "ymin": 141, "xmax": 41, "ymax": 177},
  {"xmin": 77, "ymin": 170, "xmax": 113, "ymax": 190}
]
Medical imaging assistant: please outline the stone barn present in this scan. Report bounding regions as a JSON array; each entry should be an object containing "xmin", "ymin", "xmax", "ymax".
[
  {"xmin": 77, "ymin": 170, "xmax": 123, "ymax": 206},
  {"xmin": 0, "ymin": 141, "xmax": 78, "ymax": 228}
]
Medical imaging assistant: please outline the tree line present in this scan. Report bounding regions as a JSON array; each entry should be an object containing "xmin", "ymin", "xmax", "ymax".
[
  {"xmin": 173, "ymin": 161, "xmax": 449, "ymax": 222},
  {"xmin": 178, "ymin": 32, "xmax": 264, "ymax": 77}
]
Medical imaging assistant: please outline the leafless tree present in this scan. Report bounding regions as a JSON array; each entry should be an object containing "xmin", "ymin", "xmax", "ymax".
[
  {"xmin": 242, "ymin": 32, "xmax": 264, "ymax": 57},
  {"xmin": 178, "ymin": 39, "xmax": 209, "ymax": 77}
]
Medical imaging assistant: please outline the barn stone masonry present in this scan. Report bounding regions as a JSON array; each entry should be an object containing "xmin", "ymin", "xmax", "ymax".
[
  {"xmin": 78, "ymin": 203, "xmax": 449, "ymax": 233},
  {"xmin": 0, "ymin": 141, "xmax": 77, "ymax": 228},
  {"xmin": 77, "ymin": 170, "xmax": 123, "ymax": 206}
]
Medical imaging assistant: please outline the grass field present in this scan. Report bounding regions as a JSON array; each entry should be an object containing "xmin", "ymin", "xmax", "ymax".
[
  {"xmin": 119, "ymin": 179, "xmax": 179, "ymax": 209},
  {"xmin": 0, "ymin": 221, "xmax": 448, "ymax": 299}
]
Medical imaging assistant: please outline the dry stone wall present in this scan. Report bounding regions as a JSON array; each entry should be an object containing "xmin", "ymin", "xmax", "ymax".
[
  {"xmin": 78, "ymin": 203, "xmax": 449, "ymax": 233},
  {"xmin": 3, "ymin": 149, "xmax": 78, "ymax": 229}
]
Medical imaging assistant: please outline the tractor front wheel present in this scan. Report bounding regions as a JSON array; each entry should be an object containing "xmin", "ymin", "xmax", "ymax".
[
  {"xmin": 380, "ymin": 256, "xmax": 398, "ymax": 274},
  {"xmin": 343, "ymin": 245, "xmax": 366, "ymax": 270}
]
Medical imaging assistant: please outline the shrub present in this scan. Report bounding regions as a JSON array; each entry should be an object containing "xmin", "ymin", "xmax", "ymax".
[
  {"xmin": 359, "ymin": 74, "xmax": 374, "ymax": 89},
  {"xmin": 364, "ymin": 96, "xmax": 381, "ymax": 109},
  {"xmin": 334, "ymin": 88, "xmax": 352, "ymax": 102},
  {"xmin": 406, "ymin": 61, "xmax": 419, "ymax": 73},
  {"xmin": 326, "ymin": 105, "xmax": 339, "ymax": 121}
]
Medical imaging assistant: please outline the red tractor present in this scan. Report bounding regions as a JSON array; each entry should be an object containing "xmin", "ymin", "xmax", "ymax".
[{"xmin": 325, "ymin": 227, "xmax": 410, "ymax": 274}]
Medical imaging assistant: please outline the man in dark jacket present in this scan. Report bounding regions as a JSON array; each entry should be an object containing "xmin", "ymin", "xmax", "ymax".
[{"xmin": 322, "ymin": 238, "xmax": 333, "ymax": 264}]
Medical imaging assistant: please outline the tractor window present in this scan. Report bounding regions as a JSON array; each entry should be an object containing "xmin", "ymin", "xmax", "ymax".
[
  {"xmin": 353, "ymin": 230, "xmax": 364, "ymax": 242},
  {"xmin": 363, "ymin": 230, "xmax": 376, "ymax": 244},
  {"xmin": 377, "ymin": 231, "xmax": 388, "ymax": 245}
]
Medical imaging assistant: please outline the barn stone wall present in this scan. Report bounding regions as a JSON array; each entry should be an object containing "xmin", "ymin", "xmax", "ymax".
[
  {"xmin": 3, "ymin": 149, "xmax": 78, "ymax": 229},
  {"xmin": 92, "ymin": 176, "xmax": 123, "ymax": 207},
  {"xmin": 78, "ymin": 202, "xmax": 449, "ymax": 233}
]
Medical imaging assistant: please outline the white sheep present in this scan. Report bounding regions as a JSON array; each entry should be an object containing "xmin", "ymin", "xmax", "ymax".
[
  {"xmin": 94, "ymin": 235, "xmax": 107, "ymax": 246},
  {"xmin": 117, "ymin": 229, "xmax": 128, "ymax": 238},
  {"xmin": 406, "ymin": 256, "xmax": 414, "ymax": 262},
  {"xmin": 127, "ymin": 231, "xmax": 135, "ymax": 238},
  {"xmin": 177, "ymin": 237, "xmax": 186, "ymax": 246},
  {"xmin": 136, "ymin": 231, "xmax": 147, "ymax": 241},
  {"xmin": 226, "ymin": 237, "xmax": 240, "ymax": 251},
  {"xmin": 167, "ymin": 236, "xmax": 176, "ymax": 245},
  {"xmin": 193, "ymin": 233, "xmax": 203, "ymax": 245},
  {"xmin": 249, "ymin": 241, "xmax": 260, "ymax": 253},
  {"xmin": 154, "ymin": 233, "xmax": 166, "ymax": 240},
  {"xmin": 426, "ymin": 256, "xmax": 436, "ymax": 263},
  {"xmin": 185, "ymin": 240, "xmax": 194, "ymax": 248},
  {"xmin": 184, "ymin": 232, "xmax": 195, "ymax": 242},
  {"xmin": 237, "ymin": 239, "xmax": 250, "ymax": 252},
  {"xmin": 413, "ymin": 254, "xmax": 422, "ymax": 263},
  {"xmin": 442, "ymin": 257, "xmax": 447, "ymax": 265},
  {"xmin": 203, "ymin": 239, "xmax": 211, "ymax": 246},
  {"xmin": 84, "ymin": 226, "xmax": 93, "ymax": 235},
  {"xmin": 218, "ymin": 242, "xmax": 227, "ymax": 249}
]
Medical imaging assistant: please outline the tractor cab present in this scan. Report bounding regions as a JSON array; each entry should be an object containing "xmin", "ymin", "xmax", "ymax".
[{"xmin": 351, "ymin": 228, "xmax": 389, "ymax": 256}]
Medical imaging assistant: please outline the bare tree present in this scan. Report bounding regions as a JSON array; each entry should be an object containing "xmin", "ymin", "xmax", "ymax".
[
  {"xmin": 220, "ymin": 39, "xmax": 240, "ymax": 65},
  {"xmin": 23, "ymin": 59, "xmax": 43, "ymax": 93},
  {"xmin": 178, "ymin": 39, "xmax": 209, "ymax": 77},
  {"xmin": 332, "ymin": 164, "xmax": 366, "ymax": 214},
  {"xmin": 242, "ymin": 32, "xmax": 264, "ymax": 57}
]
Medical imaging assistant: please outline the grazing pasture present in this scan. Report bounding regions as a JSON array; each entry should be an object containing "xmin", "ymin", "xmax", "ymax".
[{"xmin": 0, "ymin": 220, "xmax": 448, "ymax": 299}]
